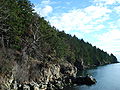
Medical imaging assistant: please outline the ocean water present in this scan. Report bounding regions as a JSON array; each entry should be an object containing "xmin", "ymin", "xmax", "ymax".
[{"xmin": 64, "ymin": 63, "xmax": 120, "ymax": 90}]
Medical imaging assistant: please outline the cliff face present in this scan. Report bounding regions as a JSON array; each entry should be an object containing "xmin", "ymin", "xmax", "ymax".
[
  {"xmin": 0, "ymin": 49, "xmax": 77, "ymax": 90},
  {"xmin": 0, "ymin": 47, "xmax": 118, "ymax": 90}
]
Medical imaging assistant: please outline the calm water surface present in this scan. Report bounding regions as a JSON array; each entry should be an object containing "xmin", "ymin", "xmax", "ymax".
[{"xmin": 64, "ymin": 63, "xmax": 120, "ymax": 90}]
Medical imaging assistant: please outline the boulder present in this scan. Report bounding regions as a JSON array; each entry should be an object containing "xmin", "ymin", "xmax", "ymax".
[
  {"xmin": 23, "ymin": 84, "xmax": 30, "ymax": 90},
  {"xmin": 83, "ymin": 75, "xmax": 96, "ymax": 85},
  {"xmin": 71, "ymin": 75, "xmax": 96, "ymax": 85}
]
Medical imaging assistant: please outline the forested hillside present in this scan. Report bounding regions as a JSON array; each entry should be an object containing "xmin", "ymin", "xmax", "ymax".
[{"xmin": 0, "ymin": 0, "xmax": 118, "ymax": 89}]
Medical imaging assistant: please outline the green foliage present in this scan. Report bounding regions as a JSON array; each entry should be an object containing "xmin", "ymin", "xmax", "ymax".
[
  {"xmin": 0, "ymin": 0, "xmax": 118, "ymax": 70},
  {"xmin": 0, "ymin": 0, "xmax": 34, "ymax": 49}
]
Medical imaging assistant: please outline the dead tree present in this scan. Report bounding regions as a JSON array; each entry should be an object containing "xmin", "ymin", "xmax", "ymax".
[{"xmin": 21, "ymin": 15, "xmax": 41, "ymax": 61}]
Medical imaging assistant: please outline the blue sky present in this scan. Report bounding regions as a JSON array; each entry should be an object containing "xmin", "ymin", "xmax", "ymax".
[{"xmin": 30, "ymin": 0, "xmax": 120, "ymax": 60}]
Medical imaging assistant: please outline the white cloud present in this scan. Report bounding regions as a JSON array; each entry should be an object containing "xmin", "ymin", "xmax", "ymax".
[
  {"xmin": 34, "ymin": 5, "xmax": 53, "ymax": 17},
  {"xmin": 34, "ymin": 0, "xmax": 61, "ymax": 17},
  {"xmin": 71, "ymin": 32, "xmax": 84, "ymax": 39},
  {"xmin": 84, "ymin": 6, "xmax": 111, "ymax": 19},
  {"xmin": 114, "ymin": 6, "xmax": 120, "ymax": 14},
  {"xmin": 41, "ymin": 0, "xmax": 51, "ymax": 5},
  {"xmin": 95, "ymin": 29, "xmax": 120, "ymax": 58},
  {"xmin": 94, "ymin": 0, "xmax": 120, "ymax": 5},
  {"xmin": 95, "ymin": 25, "xmax": 105, "ymax": 30},
  {"xmin": 40, "ymin": 5, "xmax": 53, "ymax": 17},
  {"xmin": 49, "ymin": 6, "xmax": 111, "ymax": 33},
  {"xmin": 40, "ymin": 0, "xmax": 60, "ymax": 6},
  {"xmin": 97, "ymin": 29, "xmax": 120, "ymax": 43}
]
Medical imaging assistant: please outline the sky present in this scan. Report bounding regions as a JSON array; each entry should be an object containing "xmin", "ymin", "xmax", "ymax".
[{"xmin": 30, "ymin": 0, "xmax": 120, "ymax": 60}]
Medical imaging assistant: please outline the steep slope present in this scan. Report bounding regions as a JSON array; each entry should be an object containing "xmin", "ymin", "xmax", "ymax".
[{"xmin": 0, "ymin": 0, "xmax": 118, "ymax": 89}]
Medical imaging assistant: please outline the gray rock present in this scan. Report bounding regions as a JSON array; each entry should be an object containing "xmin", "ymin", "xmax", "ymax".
[
  {"xmin": 73, "ymin": 75, "xmax": 96, "ymax": 85},
  {"xmin": 23, "ymin": 84, "xmax": 30, "ymax": 90}
]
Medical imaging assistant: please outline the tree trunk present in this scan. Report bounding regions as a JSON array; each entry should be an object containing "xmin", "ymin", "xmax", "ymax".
[{"xmin": 1, "ymin": 34, "xmax": 6, "ymax": 53}]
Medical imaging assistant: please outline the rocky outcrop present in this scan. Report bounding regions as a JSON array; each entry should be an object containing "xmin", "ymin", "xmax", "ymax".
[
  {"xmin": 73, "ymin": 75, "xmax": 96, "ymax": 85},
  {"xmin": 0, "ymin": 73, "xmax": 96, "ymax": 90},
  {"xmin": 0, "ymin": 49, "xmax": 96, "ymax": 90},
  {"xmin": 74, "ymin": 59, "xmax": 84, "ymax": 70},
  {"xmin": 0, "ymin": 57, "xmax": 78, "ymax": 90},
  {"xmin": 62, "ymin": 75, "xmax": 96, "ymax": 87}
]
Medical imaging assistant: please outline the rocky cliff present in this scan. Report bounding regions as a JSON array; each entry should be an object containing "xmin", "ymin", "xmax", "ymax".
[
  {"xmin": 0, "ymin": 49, "xmax": 77, "ymax": 90},
  {"xmin": 0, "ymin": 0, "xmax": 118, "ymax": 89},
  {"xmin": 0, "ymin": 48, "xmax": 115, "ymax": 90}
]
